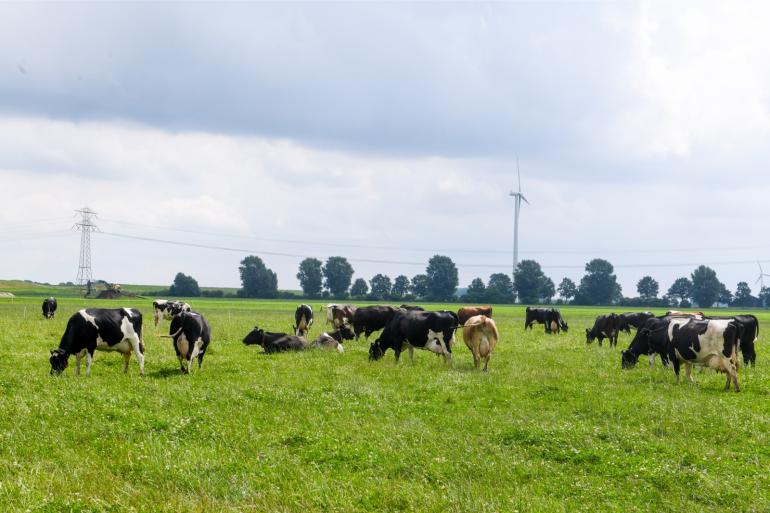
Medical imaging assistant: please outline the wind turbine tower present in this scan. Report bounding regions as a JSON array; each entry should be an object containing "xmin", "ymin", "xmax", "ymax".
[{"xmin": 509, "ymin": 155, "xmax": 530, "ymax": 281}]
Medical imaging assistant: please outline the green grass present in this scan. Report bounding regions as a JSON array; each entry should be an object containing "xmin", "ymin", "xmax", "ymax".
[{"xmin": 0, "ymin": 298, "xmax": 768, "ymax": 512}]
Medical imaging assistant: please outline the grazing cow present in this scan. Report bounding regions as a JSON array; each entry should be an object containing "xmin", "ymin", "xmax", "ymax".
[
  {"xmin": 667, "ymin": 318, "xmax": 741, "ymax": 391},
  {"xmin": 312, "ymin": 325, "xmax": 355, "ymax": 353},
  {"xmin": 457, "ymin": 306, "xmax": 493, "ymax": 325},
  {"xmin": 153, "ymin": 299, "xmax": 192, "ymax": 326},
  {"xmin": 462, "ymin": 315, "xmax": 499, "ymax": 371},
  {"xmin": 399, "ymin": 304, "xmax": 425, "ymax": 311},
  {"xmin": 42, "ymin": 297, "xmax": 57, "ymax": 319},
  {"xmin": 293, "ymin": 304, "xmax": 314, "ymax": 337},
  {"xmin": 242, "ymin": 327, "xmax": 310, "ymax": 353},
  {"xmin": 586, "ymin": 314, "xmax": 622, "ymax": 347},
  {"xmin": 707, "ymin": 314, "xmax": 759, "ymax": 366},
  {"xmin": 49, "ymin": 308, "xmax": 145, "ymax": 376},
  {"xmin": 166, "ymin": 311, "xmax": 211, "ymax": 374},
  {"xmin": 325, "ymin": 304, "xmax": 357, "ymax": 328},
  {"xmin": 666, "ymin": 310, "xmax": 705, "ymax": 319},
  {"xmin": 618, "ymin": 311, "xmax": 654, "ymax": 333},
  {"xmin": 369, "ymin": 310, "xmax": 460, "ymax": 363},
  {"xmin": 525, "ymin": 307, "xmax": 568, "ymax": 333},
  {"xmin": 352, "ymin": 305, "xmax": 398, "ymax": 340}
]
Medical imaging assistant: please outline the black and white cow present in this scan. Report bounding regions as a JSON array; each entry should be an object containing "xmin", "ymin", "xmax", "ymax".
[
  {"xmin": 242, "ymin": 326, "xmax": 310, "ymax": 353},
  {"xmin": 585, "ymin": 314, "xmax": 622, "ymax": 347},
  {"xmin": 312, "ymin": 324, "xmax": 355, "ymax": 353},
  {"xmin": 621, "ymin": 316, "xmax": 692, "ymax": 368},
  {"xmin": 166, "ymin": 311, "xmax": 211, "ymax": 374},
  {"xmin": 42, "ymin": 297, "xmax": 57, "ymax": 319},
  {"xmin": 666, "ymin": 318, "xmax": 742, "ymax": 391},
  {"xmin": 152, "ymin": 299, "xmax": 192, "ymax": 327},
  {"xmin": 524, "ymin": 307, "xmax": 568, "ymax": 333},
  {"xmin": 707, "ymin": 314, "xmax": 759, "ymax": 366},
  {"xmin": 293, "ymin": 304, "xmax": 314, "ymax": 337},
  {"xmin": 352, "ymin": 305, "xmax": 398, "ymax": 341},
  {"xmin": 49, "ymin": 308, "xmax": 145, "ymax": 376},
  {"xmin": 618, "ymin": 311, "xmax": 655, "ymax": 333},
  {"xmin": 368, "ymin": 310, "xmax": 460, "ymax": 363}
]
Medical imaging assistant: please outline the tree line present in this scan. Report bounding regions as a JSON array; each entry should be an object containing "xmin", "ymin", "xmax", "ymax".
[{"xmin": 158, "ymin": 255, "xmax": 769, "ymax": 308}]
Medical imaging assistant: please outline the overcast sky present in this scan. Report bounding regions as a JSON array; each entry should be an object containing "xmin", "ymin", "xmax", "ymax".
[{"xmin": 2, "ymin": 1, "xmax": 770, "ymax": 297}]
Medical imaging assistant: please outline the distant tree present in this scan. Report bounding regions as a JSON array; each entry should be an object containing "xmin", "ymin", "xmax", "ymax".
[
  {"xmin": 690, "ymin": 265, "xmax": 721, "ymax": 308},
  {"xmin": 463, "ymin": 277, "xmax": 487, "ymax": 303},
  {"xmin": 513, "ymin": 260, "xmax": 552, "ymax": 304},
  {"xmin": 296, "ymin": 257, "xmax": 323, "ymax": 297},
  {"xmin": 718, "ymin": 282, "xmax": 733, "ymax": 306},
  {"xmin": 322, "ymin": 256, "xmax": 354, "ymax": 298},
  {"xmin": 369, "ymin": 274, "xmax": 392, "ymax": 300},
  {"xmin": 540, "ymin": 276, "xmax": 556, "ymax": 304},
  {"xmin": 732, "ymin": 281, "xmax": 754, "ymax": 307},
  {"xmin": 410, "ymin": 274, "xmax": 429, "ymax": 299},
  {"xmin": 350, "ymin": 278, "xmax": 369, "ymax": 299},
  {"xmin": 557, "ymin": 277, "xmax": 577, "ymax": 303},
  {"xmin": 425, "ymin": 255, "xmax": 459, "ymax": 301},
  {"xmin": 238, "ymin": 256, "xmax": 278, "ymax": 298},
  {"xmin": 759, "ymin": 286, "xmax": 770, "ymax": 308},
  {"xmin": 576, "ymin": 258, "xmax": 621, "ymax": 305},
  {"xmin": 637, "ymin": 276, "xmax": 659, "ymax": 300},
  {"xmin": 391, "ymin": 275, "xmax": 410, "ymax": 299},
  {"xmin": 169, "ymin": 272, "xmax": 200, "ymax": 297},
  {"xmin": 667, "ymin": 277, "xmax": 692, "ymax": 306},
  {"xmin": 486, "ymin": 273, "xmax": 515, "ymax": 304}
]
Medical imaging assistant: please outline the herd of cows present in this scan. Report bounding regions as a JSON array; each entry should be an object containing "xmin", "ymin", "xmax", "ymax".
[{"xmin": 38, "ymin": 298, "xmax": 760, "ymax": 391}]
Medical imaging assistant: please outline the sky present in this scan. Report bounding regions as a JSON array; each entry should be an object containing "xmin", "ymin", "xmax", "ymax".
[{"xmin": 2, "ymin": 1, "xmax": 770, "ymax": 298}]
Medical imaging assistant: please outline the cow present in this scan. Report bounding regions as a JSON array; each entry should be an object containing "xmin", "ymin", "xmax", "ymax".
[
  {"xmin": 293, "ymin": 304, "xmax": 314, "ymax": 337},
  {"xmin": 618, "ymin": 311, "xmax": 655, "ymax": 333},
  {"xmin": 524, "ymin": 307, "xmax": 568, "ymax": 333},
  {"xmin": 622, "ymin": 317, "xmax": 677, "ymax": 368},
  {"xmin": 666, "ymin": 310, "xmax": 705, "ymax": 319},
  {"xmin": 399, "ymin": 304, "xmax": 425, "ymax": 311},
  {"xmin": 165, "ymin": 311, "xmax": 211, "ymax": 374},
  {"xmin": 586, "ymin": 314, "xmax": 622, "ymax": 347},
  {"xmin": 325, "ymin": 304, "xmax": 357, "ymax": 328},
  {"xmin": 312, "ymin": 325, "xmax": 355, "ymax": 353},
  {"xmin": 457, "ymin": 306, "xmax": 493, "ymax": 325},
  {"xmin": 153, "ymin": 299, "xmax": 192, "ymax": 327},
  {"xmin": 462, "ymin": 315, "xmax": 499, "ymax": 371},
  {"xmin": 369, "ymin": 310, "xmax": 460, "ymax": 363},
  {"xmin": 707, "ymin": 314, "xmax": 759, "ymax": 366},
  {"xmin": 42, "ymin": 297, "xmax": 57, "ymax": 319},
  {"xmin": 666, "ymin": 318, "xmax": 742, "ymax": 391},
  {"xmin": 352, "ymin": 305, "xmax": 398, "ymax": 341},
  {"xmin": 242, "ymin": 327, "xmax": 310, "ymax": 353},
  {"xmin": 49, "ymin": 308, "xmax": 145, "ymax": 376}
]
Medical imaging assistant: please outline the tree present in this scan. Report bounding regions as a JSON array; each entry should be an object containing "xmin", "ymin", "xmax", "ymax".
[
  {"xmin": 732, "ymin": 281, "xmax": 754, "ymax": 307},
  {"xmin": 296, "ymin": 257, "xmax": 323, "ymax": 297},
  {"xmin": 169, "ymin": 272, "xmax": 200, "ymax": 297},
  {"xmin": 369, "ymin": 274, "xmax": 392, "ymax": 300},
  {"xmin": 667, "ymin": 277, "xmax": 692, "ymax": 306},
  {"xmin": 239, "ymin": 256, "xmax": 278, "ymax": 298},
  {"xmin": 425, "ymin": 255, "xmax": 459, "ymax": 301},
  {"xmin": 540, "ymin": 276, "xmax": 556, "ymax": 303},
  {"xmin": 758, "ymin": 286, "xmax": 770, "ymax": 308},
  {"xmin": 576, "ymin": 258, "xmax": 621, "ymax": 305},
  {"xmin": 637, "ymin": 276, "xmax": 659, "ymax": 300},
  {"xmin": 513, "ymin": 260, "xmax": 552, "ymax": 304},
  {"xmin": 410, "ymin": 274, "xmax": 428, "ymax": 299},
  {"xmin": 486, "ymin": 273, "xmax": 515, "ymax": 303},
  {"xmin": 718, "ymin": 282, "xmax": 733, "ymax": 306},
  {"xmin": 557, "ymin": 278, "xmax": 577, "ymax": 303},
  {"xmin": 391, "ymin": 275, "xmax": 410, "ymax": 298},
  {"xmin": 690, "ymin": 265, "xmax": 721, "ymax": 308},
  {"xmin": 322, "ymin": 256, "xmax": 354, "ymax": 298},
  {"xmin": 350, "ymin": 278, "xmax": 369, "ymax": 299},
  {"xmin": 463, "ymin": 278, "xmax": 487, "ymax": 303}
]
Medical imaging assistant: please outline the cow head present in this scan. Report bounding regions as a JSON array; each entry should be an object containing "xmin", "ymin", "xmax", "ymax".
[
  {"xmin": 585, "ymin": 328, "xmax": 595, "ymax": 344},
  {"xmin": 337, "ymin": 324, "xmax": 355, "ymax": 341},
  {"xmin": 368, "ymin": 340, "xmax": 385, "ymax": 361},
  {"xmin": 49, "ymin": 348, "xmax": 69, "ymax": 375},
  {"xmin": 242, "ymin": 327, "xmax": 265, "ymax": 346},
  {"xmin": 621, "ymin": 349, "xmax": 639, "ymax": 369}
]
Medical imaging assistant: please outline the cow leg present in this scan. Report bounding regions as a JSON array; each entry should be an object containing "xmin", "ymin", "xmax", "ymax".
[
  {"xmin": 128, "ymin": 337, "xmax": 145, "ymax": 376},
  {"xmin": 74, "ymin": 350, "xmax": 85, "ymax": 376},
  {"xmin": 407, "ymin": 346, "xmax": 414, "ymax": 362},
  {"xmin": 473, "ymin": 351, "xmax": 481, "ymax": 369},
  {"xmin": 443, "ymin": 351, "xmax": 452, "ymax": 365},
  {"xmin": 684, "ymin": 362, "xmax": 695, "ymax": 384},
  {"xmin": 672, "ymin": 358, "xmax": 681, "ymax": 383},
  {"xmin": 648, "ymin": 353, "xmax": 655, "ymax": 367},
  {"xmin": 85, "ymin": 350, "xmax": 94, "ymax": 377},
  {"xmin": 483, "ymin": 354, "xmax": 491, "ymax": 372},
  {"xmin": 122, "ymin": 352, "xmax": 131, "ymax": 373}
]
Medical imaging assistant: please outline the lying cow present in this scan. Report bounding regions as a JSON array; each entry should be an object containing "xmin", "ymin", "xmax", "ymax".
[
  {"xmin": 618, "ymin": 311, "xmax": 654, "ymax": 333},
  {"xmin": 524, "ymin": 307, "xmax": 568, "ymax": 333},
  {"xmin": 242, "ymin": 326, "xmax": 310, "ymax": 353},
  {"xmin": 49, "ymin": 308, "xmax": 145, "ymax": 376},
  {"xmin": 457, "ymin": 306, "xmax": 493, "ymax": 325},
  {"xmin": 586, "ymin": 314, "xmax": 621, "ymax": 347},
  {"xmin": 666, "ymin": 310, "xmax": 705, "ymax": 319},
  {"xmin": 153, "ymin": 299, "xmax": 192, "ymax": 327},
  {"xmin": 326, "ymin": 303, "xmax": 357, "ymax": 328},
  {"xmin": 352, "ymin": 305, "xmax": 397, "ymax": 340},
  {"xmin": 369, "ymin": 310, "xmax": 459, "ymax": 363},
  {"xmin": 165, "ymin": 311, "xmax": 211, "ymax": 374},
  {"xmin": 42, "ymin": 297, "xmax": 57, "ymax": 319},
  {"xmin": 293, "ymin": 304, "xmax": 313, "ymax": 337},
  {"xmin": 312, "ymin": 325, "xmax": 355, "ymax": 353},
  {"xmin": 399, "ymin": 304, "xmax": 425, "ymax": 311},
  {"xmin": 462, "ymin": 315, "xmax": 499, "ymax": 371}
]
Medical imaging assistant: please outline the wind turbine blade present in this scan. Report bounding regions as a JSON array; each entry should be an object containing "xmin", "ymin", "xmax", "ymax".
[
  {"xmin": 520, "ymin": 194, "xmax": 530, "ymax": 205},
  {"xmin": 516, "ymin": 154, "xmax": 522, "ymax": 193},
  {"xmin": 756, "ymin": 276, "xmax": 762, "ymax": 285}
]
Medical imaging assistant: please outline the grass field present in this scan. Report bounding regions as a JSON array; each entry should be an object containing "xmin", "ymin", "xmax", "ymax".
[{"xmin": 0, "ymin": 297, "xmax": 768, "ymax": 512}]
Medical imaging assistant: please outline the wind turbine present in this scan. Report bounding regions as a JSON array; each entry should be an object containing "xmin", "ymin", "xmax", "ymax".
[
  {"xmin": 509, "ymin": 154, "xmax": 530, "ymax": 281},
  {"xmin": 755, "ymin": 262, "xmax": 770, "ymax": 290}
]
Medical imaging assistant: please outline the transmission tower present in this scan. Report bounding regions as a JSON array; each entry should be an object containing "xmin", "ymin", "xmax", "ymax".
[{"xmin": 74, "ymin": 207, "xmax": 98, "ymax": 294}]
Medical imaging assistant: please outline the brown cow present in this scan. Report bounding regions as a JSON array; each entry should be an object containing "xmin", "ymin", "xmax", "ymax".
[
  {"xmin": 457, "ymin": 306, "xmax": 493, "ymax": 325},
  {"xmin": 325, "ymin": 304, "xmax": 357, "ymax": 328},
  {"xmin": 666, "ymin": 310, "xmax": 705, "ymax": 319},
  {"xmin": 462, "ymin": 315, "xmax": 499, "ymax": 371}
]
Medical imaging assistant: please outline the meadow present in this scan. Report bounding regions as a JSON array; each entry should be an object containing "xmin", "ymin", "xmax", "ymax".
[{"xmin": 0, "ymin": 297, "xmax": 768, "ymax": 512}]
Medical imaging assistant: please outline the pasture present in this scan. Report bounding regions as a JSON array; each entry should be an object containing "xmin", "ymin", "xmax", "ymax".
[{"xmin": 0, "ymin": 297, "xmax": 768, "ymax": 512}]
